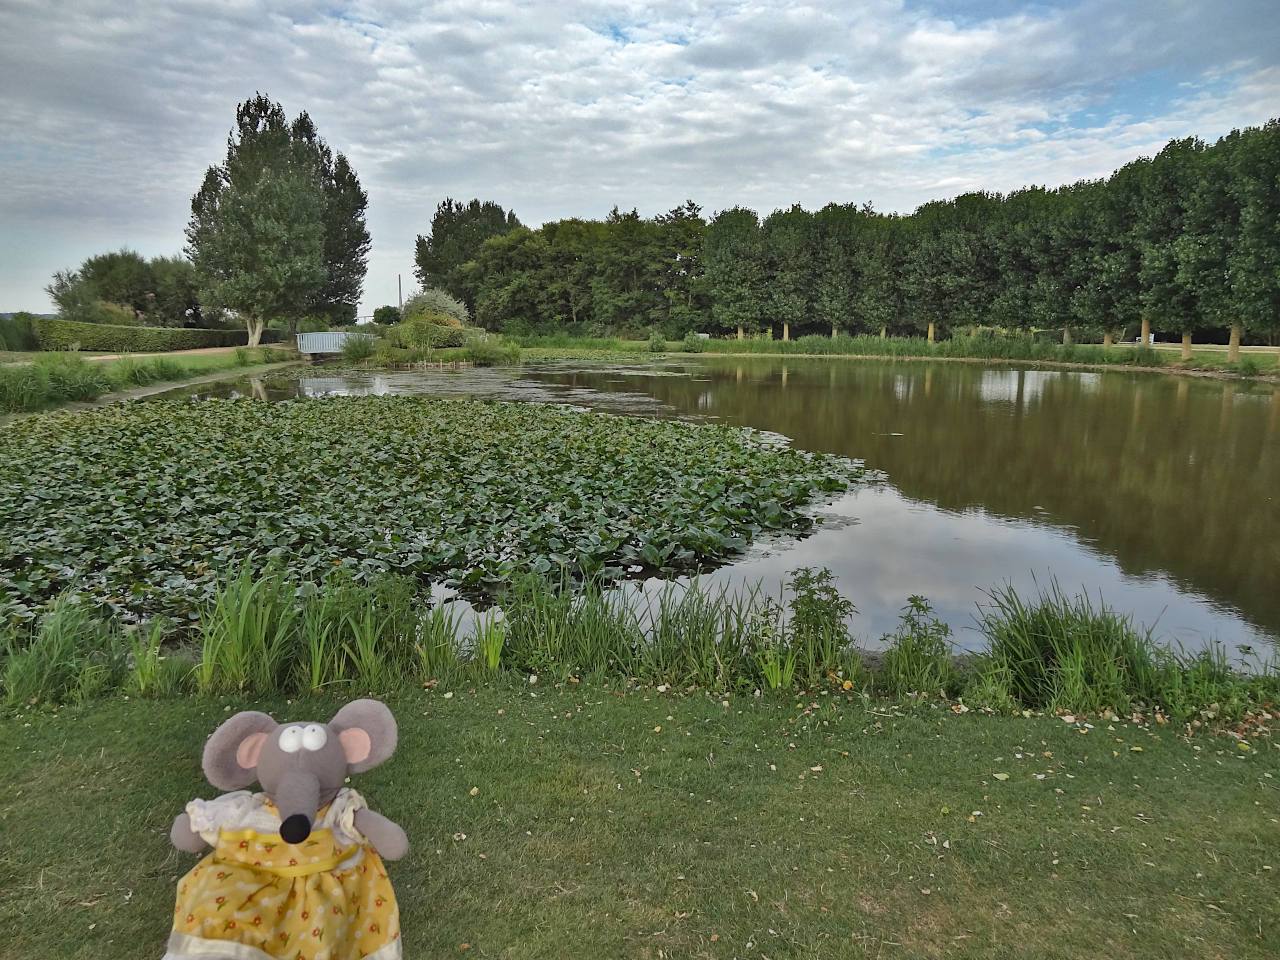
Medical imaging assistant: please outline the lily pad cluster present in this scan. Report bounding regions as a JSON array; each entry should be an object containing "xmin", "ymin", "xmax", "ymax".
[{"xmin": 0, "ymin": 396, "xmax": 864, "ymax": 621}]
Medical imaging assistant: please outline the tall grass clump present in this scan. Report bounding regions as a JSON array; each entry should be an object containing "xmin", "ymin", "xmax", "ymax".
[
  {"xmin": 196, "ymin": 563, "xmax": 301, "ymax": 693},
  {"xmin": 640, "ymin": 580, "xmax": 761, "ymax": 689},
  {"xmin": 466, "ymin": 340, "xmax": 521, "ymax": 366},
  {"xmin": 342, "ymin": 334, "xmax": 376, "ymax": 362},
  {"xmin": 500, "ymin": 573, "xmax": 644, "ymax": 680},
  {"xmin": 881, "ymin": 596, "xmax": 958, "ymax": 698},
  {"xmin": 0, "ymin": 363, "xmax": 52, "ymax": 412},
  {"xmin": 975, "ymin": 581, "xmax": 1160, "ymax": 713},
  {"xmin": 1, "ymin": 598, "xmax": 127, "ymax": 705},
  {"xmin": 34, "ymin": 354, "xmax": 111, "ymax": 400}
]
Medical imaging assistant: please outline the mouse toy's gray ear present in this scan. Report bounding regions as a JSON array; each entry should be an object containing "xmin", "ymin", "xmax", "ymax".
[
  {"xmin": 331, "ymin": 699, "xmax": 398, "ymax": 773},
  {"xmin": 203, "ymin": 711, "xmax": 277, "ymax": 790}
]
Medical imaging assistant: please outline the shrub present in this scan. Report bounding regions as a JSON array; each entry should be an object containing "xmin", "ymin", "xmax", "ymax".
[
  {"xmin": 880, "ymin": 596, "xmax": 958, "ymax": 698},
  {"xmin": 31, "ymin": 316, "xmax": 251, "ymax": 352},
  {"xmin": 682, "ymin": 331, "xmax": 704, "ymax": 353},
  {"xmin": 403, "ymin": 289, "xmax": 469, "ymax": 326},
  {"xmin": 373, "ymin": 305, "xmax": 401, "ymax": 325},
  {"xmin": 649, "ymin": 331, "xmax": 666, "ymax": 353},
  {"xmin": 342, "ymin": 334, "xmax": 376, "ymax": 361}
]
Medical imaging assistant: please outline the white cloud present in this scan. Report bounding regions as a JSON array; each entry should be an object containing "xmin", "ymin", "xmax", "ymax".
[{"xmin": 1, "ymin": 0, "xmax": 1277, "ymax": 314}]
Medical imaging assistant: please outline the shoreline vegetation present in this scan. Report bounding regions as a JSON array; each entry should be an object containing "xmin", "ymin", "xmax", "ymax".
[
  {"xmin": 0, "ymin": 346, "xmax": 298, "ymax": 414},
  {"xmin": 351, "ymin": 330, "xmax": 1280, "ymax": 383},
  {"xmin": 4, "ymin": 563, "xmax": 1276, "ymax": 730}
]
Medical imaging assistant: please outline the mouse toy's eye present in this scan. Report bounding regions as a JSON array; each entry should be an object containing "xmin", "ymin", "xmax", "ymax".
[
  {"xmin": 278, "ymin": 725, "xmax": 304, "ymax": 753},
  {"xmin": 301, "ymin": 724, "xmax": 328, "ymax": 751}
]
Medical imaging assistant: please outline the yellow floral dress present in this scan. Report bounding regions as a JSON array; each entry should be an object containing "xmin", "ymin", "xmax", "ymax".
[{"xmin": 163, "ymin": 788, "xmax": 401, "ymax": 960}]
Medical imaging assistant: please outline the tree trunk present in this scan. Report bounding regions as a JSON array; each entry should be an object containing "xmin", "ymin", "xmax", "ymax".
[
  {"xmin": 246, "ymin": 316, "xmax": 264, "ymax": 348},
  {"xmin": 1062, "ymin": 325, "xmax": 1073, "ymax": 345},
  {"xmin": 831, "ymin": 324, "xmax": 837, "ymax": 338},
  {"xmin": 1140, "ymin": 316, "xmax": 1151, "ymax": 345},
  {"xmin": 1228, "ymin": 322, "xmax": 1242, "ymax": 363},
  {"xmin": 1103, "ymin": 332, "xmax": 1113, "ymax": 348},
  {"xmin": 880, "ymin": 326, "xmax": 887, "ymax": 339},
  {"xmin": 926, "ymin": 322, "xmax": 935, "ymax": 344},
  {"xmin": 1181, "ymin": 332, "xmax": 1193, "ymax": 361},
  {"xmin": 737, "ymin": 326, "xmax": 744, "ymax": 340},
  {"xmin": 783, "ymin": 322, "xmax": 790, "ymax": 341}
]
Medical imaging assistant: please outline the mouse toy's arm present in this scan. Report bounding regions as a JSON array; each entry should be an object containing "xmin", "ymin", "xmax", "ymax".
[
  {"xmin": 170, "ymin": 811, "xmax": 208, "ymax": 853},
  {"xmin": 352, "ymin": 807, "xmax": 408, "ymax": 861}
]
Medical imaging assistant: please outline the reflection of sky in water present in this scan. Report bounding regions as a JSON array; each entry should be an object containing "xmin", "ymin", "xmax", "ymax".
[
  {"xmin": 688, "ymin": 486, "xmax": 1272, "ymax": 659},
  {"xmin": 160, "ymin": 363, "xmax": 1276, "ymax": 660}
]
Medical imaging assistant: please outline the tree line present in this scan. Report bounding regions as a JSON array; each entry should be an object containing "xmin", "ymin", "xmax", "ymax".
[{"xmin": 416, "ymin": 120, "xmax": 1279, "ymax": 352}]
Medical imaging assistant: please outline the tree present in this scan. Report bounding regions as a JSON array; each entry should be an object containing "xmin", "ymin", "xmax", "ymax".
[
  {"xmin": 761, "ymin": 205, "xmax": 815, "ymax": 339},
  {"xmin": 46, "ymin": 250, "xmax": 217, "ymax": 327},
  {"xmin": 654, "ymin": 200, "xmax": 710, "ymax": 336},
  {"xmin": 702, "ymin": 208, "xmax": 767, "ymax": 338},
  {"xmin": 186, "ymin": 94, "xmax": 369, "ymax": 346},
  {"xmin": 373, "ymin": 305, "xmax": 402, "ymax": 325},
  {"xmin": 414, "ymin": 199, "xmax": 521, "ymax": 308}
]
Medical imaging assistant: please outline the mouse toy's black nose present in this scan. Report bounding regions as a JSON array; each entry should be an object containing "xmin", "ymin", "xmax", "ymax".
[{"xmin": 280, "ymin": 814, "xmax": 312, "ymax": 844}]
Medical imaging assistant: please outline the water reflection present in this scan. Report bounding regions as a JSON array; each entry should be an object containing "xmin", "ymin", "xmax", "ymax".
[{"xmin": 155, "ymin": 359, "xmax": 1279, "ymax": 653}]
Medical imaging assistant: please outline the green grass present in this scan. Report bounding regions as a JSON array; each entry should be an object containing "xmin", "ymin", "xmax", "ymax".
[
  {"xmin": 1, "ymin": 685, "xmax": 1277, "ymax": 960},
  {"xmin": 0, "ymin": 348, "xmax": 297, "ymax": 413}
]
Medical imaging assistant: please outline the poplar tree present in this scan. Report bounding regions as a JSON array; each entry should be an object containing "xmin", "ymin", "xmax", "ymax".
[{"xmin": 186, "ymin": 94, "xmax": 369, "ymax": 345}]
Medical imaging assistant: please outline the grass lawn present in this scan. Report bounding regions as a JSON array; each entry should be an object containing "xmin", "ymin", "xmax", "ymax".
[{"xmin": 2, "ymin": 682, "xmax": 1276, "ymax": 959}]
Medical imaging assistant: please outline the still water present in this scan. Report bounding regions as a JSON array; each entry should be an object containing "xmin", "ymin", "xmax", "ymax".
[{"xmin": 161, "ymin": 358, "xmax": 1280, "ymax": 655}]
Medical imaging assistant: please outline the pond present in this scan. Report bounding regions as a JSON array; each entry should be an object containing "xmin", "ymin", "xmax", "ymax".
[{"xmin": 158, "ymin": 358, "xmax": 1280, "ymax": 657}]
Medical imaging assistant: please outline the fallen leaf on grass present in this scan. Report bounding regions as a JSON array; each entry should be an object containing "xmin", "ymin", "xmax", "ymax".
[{"xmin": 993, "ymin": 773, "xmax": 1009, "ymax": 781}]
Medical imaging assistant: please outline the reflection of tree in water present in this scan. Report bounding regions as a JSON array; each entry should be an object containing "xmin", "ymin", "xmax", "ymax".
[{"xmin": 534, "ymin": 358, "xmax": 1280, "ymax": 639}]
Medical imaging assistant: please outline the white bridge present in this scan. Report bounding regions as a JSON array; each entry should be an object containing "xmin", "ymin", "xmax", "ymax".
[{"xmin": 295, "ymin": 331, "xmax": 372, "ymax": 356}]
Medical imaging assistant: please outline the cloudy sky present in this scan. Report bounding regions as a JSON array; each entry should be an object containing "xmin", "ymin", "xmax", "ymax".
[{"xmin": 2, "ymin": 0, "xmax": 1277, "ymax": 317}]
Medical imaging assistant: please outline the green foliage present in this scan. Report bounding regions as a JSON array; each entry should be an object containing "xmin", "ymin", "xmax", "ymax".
[
  {"xmin": 186, "ymin": 94, "xmax": 369, "ymax": 342},
  {"xmin": 402, "ymin": 287, "xmax": 471, "ymax": 325},
  {"xmin": 31, "ymin": 315, "xmax": 249, "ymax": 352},
  {"xmin": 0, "ymin": 364, "xmax": 49, "ymax": 412},
  {"xmin": 33, "ymin": 354, "xmax": 111, "ymax": 400},
  {"xmin": 0, "ymin": 349, "xmax": 291, "ymax": 413},
  {"xmin": 440, "ymin": 123, "xmax": 1278, "ymax": 350},
  {"xmin": 648, "ymin": 331, "xmax": 666, "ymax": 352},
  {"xmin": 0, "ymin": 397, "xmax": 863, "ymax": 620},
  {"xmin": 372, "ymin": 305, "xmax": 401, "ymax": 325},
  {"xmin": 681, "ymin": 331, "xmax": 704, "ymax": 352},
  {"xmin": 2, "ymin": 599, "xmax": 126, "ymax": 705},
  {"xmin": 340, "ymin": 333, "xmax": 375, "ymax": 361},
  {"xmin": 3, "ymin": 568, "xmax": 1275, "ymax": 730},
  {"xmin": 0, "ymin": 312, "xmax": 39, "ymax": 351},
  {"xmin": 466, "ymin": 340, "xmax": 520, "ymax": 366},
  {"xmin": 976, "ymin": 582, "xmax": 1161, "ymax": 714},
  {"xmin": 881, "ymin": 596, "xmax": 958, "ymax": 698},
  {"xmin": 786, "ymin": 567, "xmax": 857, "ymax": 685},
  {"xmin": 44, "ymin": 250, "xmax": 216, "ymax": 328},
  {"xmin": 414, "ymin": 198, "xmax": 522, "ymax": 307}
]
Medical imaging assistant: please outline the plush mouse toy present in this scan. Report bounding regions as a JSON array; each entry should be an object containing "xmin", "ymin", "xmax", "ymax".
[{"xmin": 162, "ymin": 699, "xmax": 408, "ymax": 960}]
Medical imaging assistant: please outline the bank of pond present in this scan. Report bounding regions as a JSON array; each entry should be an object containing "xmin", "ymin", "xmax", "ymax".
[{"xmin": 4, "ymin": 564, "xmax": 1276, "ymax": 733}]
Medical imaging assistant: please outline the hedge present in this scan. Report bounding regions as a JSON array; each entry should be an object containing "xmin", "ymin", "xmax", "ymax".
[{"xmin": 30, "ymin": 317, "xmax": 279, "ymax": 352}]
